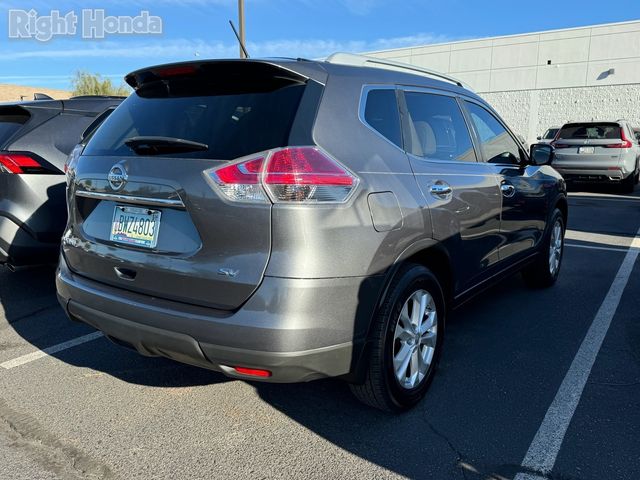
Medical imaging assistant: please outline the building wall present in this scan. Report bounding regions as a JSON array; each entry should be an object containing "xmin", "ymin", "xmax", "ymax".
[
  {"xmin": 482, "ymin": 84, "xmax": 640, "ymax": 141},
  {"xmin": 367, "ymin": 20, "xmax": 640, "ymax": 143}
]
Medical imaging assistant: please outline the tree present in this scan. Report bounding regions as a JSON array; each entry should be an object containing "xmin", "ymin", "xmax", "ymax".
[{"xmin": 71, "ymin": 71, "xmax": 130, "ymax": 97}]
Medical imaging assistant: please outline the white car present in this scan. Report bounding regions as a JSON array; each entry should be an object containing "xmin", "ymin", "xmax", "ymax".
[
  {"xmin": 537, "ymin": 127, "xmax": 560, "ymax": 144},
  {"xmin": 552, "ymin": 121, "xmax": 640, "ymax": 192}
]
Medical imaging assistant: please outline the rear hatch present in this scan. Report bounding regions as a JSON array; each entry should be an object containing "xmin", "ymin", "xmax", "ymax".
[
  {"xmin": 63, "ymin": 61, "xmax": 317, "ymax": 310},
  {"xmin": 552, "ymin": 123, "xmax": 627, "ymax": 173}
]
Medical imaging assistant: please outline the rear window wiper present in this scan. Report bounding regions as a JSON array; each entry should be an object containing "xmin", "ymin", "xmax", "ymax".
[{"xmin": 124, "ymin": 136, "xmax": 208, "ymax": 155}]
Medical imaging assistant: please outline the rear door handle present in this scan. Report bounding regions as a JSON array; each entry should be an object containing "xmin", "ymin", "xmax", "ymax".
[
  {"xmin": 501, "ymin": 183, "xmax": 516, "ymax": 198},
  {"xmin": 114, "ymin": 267, "xmax": 137, "ymax": 281},
  {"xmin": 429, "ymin": 182, "xmax": 452, "ymax": 197}
]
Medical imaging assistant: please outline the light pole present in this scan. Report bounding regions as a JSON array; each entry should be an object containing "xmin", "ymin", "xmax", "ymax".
[{"xmin": 238, "ymin": 0, "xmax": 246, "ymax": 59}]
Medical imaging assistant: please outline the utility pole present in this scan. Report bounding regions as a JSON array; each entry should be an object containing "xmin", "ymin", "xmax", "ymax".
[{"xmin": 238, "ymin": 0, "xmax": 246, "ymax": 59}]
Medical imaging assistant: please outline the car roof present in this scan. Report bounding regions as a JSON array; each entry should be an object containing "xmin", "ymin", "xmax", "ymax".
[
  {"xmin": 124, "ymin": 57, "xmax": 484, "ymax": 103},
  {"xmin": 0, "ymin": 96, "xmax": 124, "ymax": 113}
]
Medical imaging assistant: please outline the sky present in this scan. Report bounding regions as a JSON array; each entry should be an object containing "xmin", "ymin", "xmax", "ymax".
[{"xmin": 0, "ymin": 0, "xmax": 639, "ymax": 90}]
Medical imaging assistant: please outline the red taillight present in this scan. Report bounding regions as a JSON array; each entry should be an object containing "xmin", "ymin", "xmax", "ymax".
[
  {"xmin": 207, "ymin": 156, "xmax": 268, "ymax": 203},
  {"xmin": 265, "ymin": 148, "xmax": 354, "ymax": 186},
  {"xmin": 551, "ymin": 142, "xmax": 571, "ymax": 149},
  {"xmin": 233, "ymin": 366, "xmax": 272, "ymax": 378},
  {"xmin": 205, "ymin": 147, "xmax": 359, "ymax": 204},
  {"xmin": 0, "ymin": 153, "xmax": 44, "ymax": 174},
  {"xmin": 604, "ymin": 128, "xmax": 632, "ymax": 148},
  {"xmin": 214, "ymin": 157, "xmax": 264, "ymax": 185}
]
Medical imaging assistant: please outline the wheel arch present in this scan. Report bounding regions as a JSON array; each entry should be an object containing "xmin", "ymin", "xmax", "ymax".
[
  {"xmin": 346, "ymin": 239, "xmax": 454, "ymax": 384},
  {"xmin": 554, "ymin": 194, "xmax": 568, "ymax": 225},
  {"xmin": 376, "ymin": 239, "xmax": 455, "ymax": 320}
]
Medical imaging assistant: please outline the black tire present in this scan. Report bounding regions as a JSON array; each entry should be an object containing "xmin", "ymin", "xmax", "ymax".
[
  {"xmin": 522, "ymin": 208, "xmax": 565, "ymax": 288},
  {"xmin": 349, "ymin": 264, "xmax": 445, "ymax": 412}
]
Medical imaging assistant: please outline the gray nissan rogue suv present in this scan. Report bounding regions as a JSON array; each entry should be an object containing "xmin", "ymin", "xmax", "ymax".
[{"xmin": 56, "ymin": 54, "xmax": 567, "ymax": 412}]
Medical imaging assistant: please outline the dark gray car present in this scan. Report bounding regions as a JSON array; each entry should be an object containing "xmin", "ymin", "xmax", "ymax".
[
  {"xmin": 56, "ymin": 54, "xmax": 568, "ymax": 411},
  {"xmin": 0, "ymin": 96, "xmax": 123, "ymax": 269}
]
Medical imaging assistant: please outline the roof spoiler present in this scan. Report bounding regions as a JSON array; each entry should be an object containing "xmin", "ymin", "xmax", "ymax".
[{"xmin": 124, "ymin": 60, "xmax": 308, "ymax": 91}]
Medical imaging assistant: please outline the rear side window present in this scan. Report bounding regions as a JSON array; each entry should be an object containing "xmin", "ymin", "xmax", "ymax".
[
  {"xmin": 543, "ymin": 128, "xmax": 559, "ymax": 139},
  {"xmin": 363, "ymin": 89, "xmax": 402, "ymax": 147},
  {"xmin": 464, "ymin": 102, "xmax": 522, "ymax": 165},
  {"xmin": 0, "ymin": 107, "xmax": 30, "ymax": 146},
  {"xmin": 557, "ymin": 123, "xmax": 621, "ymax": 140},
  {"xmin": 84, "ymin": 83, "xmax": 306, "ymax": 160},
  {"xmin": 404, "ymin": 92, "xmax": 476, "ymax": 162}
]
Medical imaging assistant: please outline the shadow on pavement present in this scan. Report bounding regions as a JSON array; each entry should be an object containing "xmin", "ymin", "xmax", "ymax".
[{"xmin": 0, "ymin": 264, "xmax": 229, "ymax": 389}]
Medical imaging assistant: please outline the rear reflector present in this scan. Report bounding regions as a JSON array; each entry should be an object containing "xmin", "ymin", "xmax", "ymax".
[
  {"xmin": 233, "ymin": 366, "xmax": 272, "ymax": 378},
  {"xmin": 551, "ymin": 143, "xmax": 570, "ymax": 149},
  {"xmin": 205, "ymin": 147, "xmax": 359, "ymax": 204},
  {"xmin": 0, "ymin": 153, "xmax": 45, "ymax": 174}
]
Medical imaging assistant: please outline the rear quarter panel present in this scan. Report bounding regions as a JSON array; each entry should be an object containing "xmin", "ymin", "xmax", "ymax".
[{"xmin": 265, "ymin": 71, "xmax": 432, "ymax": 280}]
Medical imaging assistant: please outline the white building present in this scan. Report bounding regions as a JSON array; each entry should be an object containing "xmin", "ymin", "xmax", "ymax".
[{"xmin": 367, "ymin": 20, "xmax": 640, "ymax": 143}]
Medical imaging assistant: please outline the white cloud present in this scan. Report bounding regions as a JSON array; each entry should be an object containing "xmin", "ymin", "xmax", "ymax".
[{"xmin": 0, "ymin": 32, "xmax": 454, "ymax": 63}]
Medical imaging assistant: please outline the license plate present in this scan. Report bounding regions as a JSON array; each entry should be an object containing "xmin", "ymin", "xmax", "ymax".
[
  {"xmin": 578, "ymin": 146, "xmax": 595, "ymax": 154},
  {"xmin": 110, "ymin": 206, "xmax": 161, "ymax": 249}
]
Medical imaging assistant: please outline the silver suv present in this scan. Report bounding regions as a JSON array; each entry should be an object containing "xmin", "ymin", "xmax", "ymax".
[
  {"xmin": 552, "ymin": 120, "xmax": 640, "ymax": 192},
  {"xmin": 56, "ymin": 54, "xmax": 568, "ymax": 412}
]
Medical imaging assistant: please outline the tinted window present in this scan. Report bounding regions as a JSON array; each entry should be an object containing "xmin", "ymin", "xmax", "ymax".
[
  {"xmin": 465, "ymin": 102, "xmax": 521, "ymax": 165},
  {"xmin": 0, "ymin": 107, "xmax": 30, "ymax": 146},
  {"xmin": 543, "ymin": 128, "xmax": 559, "ymax": 139},
  {"xmin": 81, "ymin": 108, "xmax": 116, "ymax": 144},
  {"xmin": 404, "ymin": 92, "xmax": 476, "ymax": 162},
  {"xmin": 364, "ymin": 89, "xmax": 402, "ymax": 147},
  {"xmin": 557, "ymin": 123, "xmax": 621, "ymax": 140},
  {"xmin": 84, "ymin": 83, "xmax": 305, "ymax": 160}
]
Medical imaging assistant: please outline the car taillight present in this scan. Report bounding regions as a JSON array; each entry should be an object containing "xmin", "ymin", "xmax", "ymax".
[
  {"xmin": 207, "ymin": 156, "xmax": 268, "ymax": 203},
  {"xmin": 551, "ymin": 142, "xmax": 570, "ymax": 149},
  {"xmin": 0, "ymin": 153, "xmax": 46, "ymax": 174},
  {"xmin": 205, "ymin": 147, "xmax": 359, "ymax": 204},
  {"xmin": 604, "ymin": 128, "xmax": 632, "ymax": 148}
]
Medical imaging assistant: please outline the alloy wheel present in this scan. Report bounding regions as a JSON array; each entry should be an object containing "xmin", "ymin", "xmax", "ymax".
[
  {"xmin": 549, "ymin": 219, "xmax": 563, "ymax": 275},
  {"xmin": 392, "ymin": 289, "xmax": 438, "ymax": 390}
]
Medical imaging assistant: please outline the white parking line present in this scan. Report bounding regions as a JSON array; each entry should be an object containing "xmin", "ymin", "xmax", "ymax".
[
  {"xmin": 0, "ymin": 331, "xmax": 104, "ymax": 370},
  {"xmin": 514, "ymin": 226, "xmax": 640, "ymax": 479},
  {"xmin": 568, "ymin": 193, "xmax": 640, "ymax": 202},
  {"xmin": 565, "ymin": 243, "xmax": 629, "ymax": 253},
  {"xmin": 565, "ymin": 229, "xmax": 634, "ymax": 249}
]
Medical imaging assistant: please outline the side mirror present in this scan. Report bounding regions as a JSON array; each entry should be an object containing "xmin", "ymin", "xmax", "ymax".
[
  {"xmin": 536, "ymin": 136, "xmax": 542, "ymax": 140},
  {"xmin": 529, "ymin": 143, "xmax": 554, "ymax": 166}
]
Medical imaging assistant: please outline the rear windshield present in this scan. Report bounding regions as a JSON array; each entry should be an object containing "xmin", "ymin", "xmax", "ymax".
[
  {"xmin": 543, "ymin": 128, "xmax": 559, "ymax": 139},
  {"xmin": 0, "ymin": 107, "xmax": 30, "ymax": 146},
  {"xmin": 84, "ymin": 81, "xmax": 306, "ymax": 160},
  {"xmin": 557, "ymin": 123, "xmax": 621, "ymax": 140}
]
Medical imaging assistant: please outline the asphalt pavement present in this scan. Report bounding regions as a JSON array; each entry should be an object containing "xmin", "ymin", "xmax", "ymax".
[{"xmin": 0, "ymin": 186, "xmax": 638, "ymax": 480}]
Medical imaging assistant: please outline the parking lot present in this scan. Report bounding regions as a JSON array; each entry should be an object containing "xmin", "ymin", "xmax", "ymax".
[{"xmin": 0, "ymin": 188, "xmax": 638, "ymax": 480}]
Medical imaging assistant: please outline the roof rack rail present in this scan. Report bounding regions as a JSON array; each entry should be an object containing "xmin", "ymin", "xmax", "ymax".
[{"xmin": 325, "ymin": 52, "xmax": 471, "ymax": 90}]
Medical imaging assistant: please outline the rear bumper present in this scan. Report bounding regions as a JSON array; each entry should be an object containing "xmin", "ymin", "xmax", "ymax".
[
  {"xmin": 56, "ymin": 255, "xmax": 381, "ymax": 383},
  {"xmin": 554, "ymin": 168, "xmax": 631, "ymax": 183}
]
